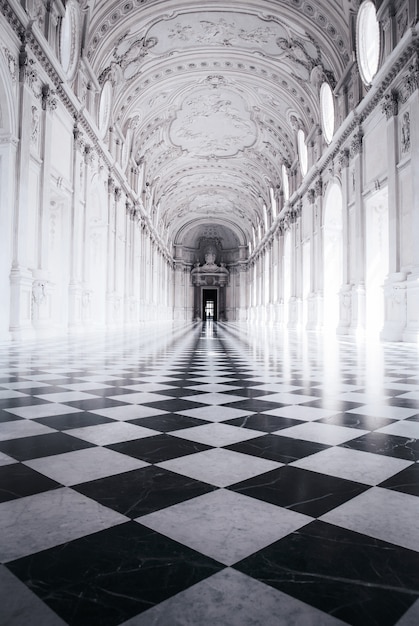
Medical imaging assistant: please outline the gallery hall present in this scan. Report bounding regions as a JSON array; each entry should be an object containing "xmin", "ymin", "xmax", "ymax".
[{"xmin": 0, "ymin": 0, "xmax": 419, "ymax": 624}]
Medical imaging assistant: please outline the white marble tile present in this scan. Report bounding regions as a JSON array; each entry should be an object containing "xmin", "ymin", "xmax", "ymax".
[
  {"xmin": 376, "ymin": 420, "xmax": 419, "ymax": 439},
  {"xmin": 395, "ymin": 391, "xmax": 419, "ymax": 400},
  {"xmin": 250, "ymin": 383, "xmax": 303, "ymax": 393},
  {"xmin": 336, "ymin": 392, "xmax": 391, "ymax": 402},
  {"xmin": 173, "ymin": 423, "xmax": 261, "ymax": 446},
  {"xmin": 188, "ymin": 376, "xmax": 238, "ymax": 384},
  {"xmin": 0, "ymin": 380, "xmax": 50, "ymax": 390},
  {"xmin": 108, "ymin": 391, "xmax": 169, "ymax": 404},
  {"xmin": 0, "ymin": 420, "xmax": 55, "ymax": 441},
  {"xmin": 321, "ymin": 487, "xmax": 419, "ymax": 553},
  {"xmin": 275, "ymin": 422, "xmax": 368, "ymax": 445},
  {"xmin": 260, "ymin": 392, "xmax": 319, "ymax": 405},
  {"xmin": 0, "ymin": 389, "xmax": 29, "ymax": 399},
  {"xmin": 176, "ymin": 406, "xmax": 252, "ymax": 422},
  {"xmin": 5, "ymin": 404, "xmax": 82, "ymax": 419},
  {"xmin": 158, "ymin": 448, "xmax": 281, "ymax": 487},
  {"xmin": 0, "ymin": 451, "xmax": 17, "ymax": 466},
  {"xmin": 186, "ymin": 383, "xmax": 242, "ymax": 393},
  {"xmin": 90, "ymin": 405, "xmax": 167, "ymax": 421},
  {"xmin": 291, "ymin": 447, "xmax": 413, "ymax": 485},
  {"xmin": 25, "ymin": 447, "xmax": 149, "ymax": 486},
  {"xmin": 395, "ymin": 599, "xmax": 419, "ymax": 626},
  {"xmin": 57, "ymin": 382, "xmax": 113, "ymax": 391},
  {"xmin": 0, "ymin": 487, "xmax": 127, "ymax": 562},
  {"xmin": 182, "ymin": 392, "xmax": 246, "ymax": 405},
  {"xmin": 120, "ymin": 383, "xmax": 176, "ymax": 392},
  {"xmin": 139, "ymin": 489, "xmax": 311, "ymax": 566},
  {"xmin": 263, "ymin": 405, "xmax": 338, "ymax": 421},
  {"xmin": 67, "ymin": 422, "xmax": 158, "ymax": 445},
  {"xmin": 347, "ymin": 405, "xmax": 419, "ymax": 419},
  {"xmin": 35, "ymin": 391, "xmax": 100, "ymax": 402},
  {"xmin": 0, "ymin": 566, "xmax": 67, "ymax": 626},
  {"xmin": 121, "ymin": 567, "xmax": 346, "ymax": 626}
]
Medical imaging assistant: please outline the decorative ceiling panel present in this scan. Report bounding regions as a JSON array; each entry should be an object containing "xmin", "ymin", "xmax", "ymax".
[{"xmin": 85, "ymin": 1, "xmax": 352, "ymax": 249}]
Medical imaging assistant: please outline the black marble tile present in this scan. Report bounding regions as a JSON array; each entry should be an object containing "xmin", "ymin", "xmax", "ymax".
[
  {"xmin": 128, "ymin": 413, "xmax": 209, "ymax": 432},
  {"xmin": 224, "ymin": 398, "xmax": 285, "ymax": 412},
  {"xmin": 108, "ymin": 433, "xmax": 211, "ymax": 463},
  {"xmin": 0, "ymin": 397, "xmax": 50, "ymax": 410},
  {"xmin": 85, "ymin": 387, "xmax": 143, "ymax": 397},
  {"xmin": 234, "ymin": 520, "xmax": 419, "ymax": 626},
  {"xmin": 228, "ymin": 466, "xmax": 368, "ymax": 517},
  {"xmin": 379, "ymin": 463, "xmax": 419, "ymax": 497},
  {"xmin": 63, "ymin": 398, "xmax": 129, "ymax": 410},
  {"xmin": 34, "ymin": 412, "xmax": 115, "ymax": 430},
  {"xmin": 224, "ymin": 414, "xmax": 303, "ymax": 432},
  {"xmin": 7, "ymin": 521, "xmax": 224, "ymax": 626},
  {"xmin": 149, "ymin": 387, "xmax": 204, "ymax": 398},
  {"xmin": 0, "ymin": 410, "xmax": 23, "ymax": 423},
  {"xmin": 226, "ymin": 434, "xmax": 329, "ymax": 463},
  {"xmin": 0, "ymin": 432, "xmax": 94, "ymax": 461},
  {"xmin": 73, "ymin": 466, "xmax": 216, "ymax": 517},
  {"xmin": 342, "ymin": 432, "xmax": 419, "ymax": 462},
  {"xmin": 0, "ymin": 463, "xmax": 60, "ymax": 502},
  {"xmin": 318, "ymin": 413, "xmax": 396, "ymax": 430},
  {"xmin": 299, "ymin": 399, "xmax": 364, "ymax": 411},
  {"xmin": 221, "ymin": 387, "xmax": 276, "ymax": 399},
  {"xmin": 142, "ymin": 398, "xmax": 207, "ymax": 412}
]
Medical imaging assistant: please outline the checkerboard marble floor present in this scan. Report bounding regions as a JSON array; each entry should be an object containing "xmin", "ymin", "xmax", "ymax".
[{"xmin": 1, "ymin": 321, "xmax": 419, "ymax": 626}]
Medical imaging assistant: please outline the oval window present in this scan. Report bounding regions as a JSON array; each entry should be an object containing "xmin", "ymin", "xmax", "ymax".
[
  {"xmin": 59, "ymin": 1, "xmax": 80, "ymax": 80},
  {"xmin": 356, "ymin": 1, "xmax": 380, "ymax": 85},
  {"xmin": 320, "ymin": 82, "xmax": 335, "ymax": 144}
]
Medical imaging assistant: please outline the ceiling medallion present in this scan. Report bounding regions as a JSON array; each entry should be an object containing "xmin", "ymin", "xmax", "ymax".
[{"xmin": 169, "ymin": 86, "xmax": 257, "ymax": 157}]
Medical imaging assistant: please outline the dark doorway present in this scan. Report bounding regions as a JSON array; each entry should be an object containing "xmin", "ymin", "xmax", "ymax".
[{"xmin": 203, "ymin": 289, "xmax": 217, "ymax": 321}]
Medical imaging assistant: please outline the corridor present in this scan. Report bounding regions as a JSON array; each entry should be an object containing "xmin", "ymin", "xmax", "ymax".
[{"xmin": 0, "ymin": 323, "xmax": 419, "ymax": 626}]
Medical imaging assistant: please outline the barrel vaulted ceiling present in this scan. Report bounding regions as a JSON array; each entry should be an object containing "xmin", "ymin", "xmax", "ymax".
[{"xmin": 85, "ymin": 1, "xmax": 353, "ymax": 249}]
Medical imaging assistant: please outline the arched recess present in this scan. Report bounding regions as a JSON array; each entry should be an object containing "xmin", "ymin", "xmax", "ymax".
[
  {"xmin": 0, "ymin": 51, "xmax": 17, "ymax": 338},
  {"xmin": 323, "ymin": 182, "xmax": 343, "ymax": 331}
]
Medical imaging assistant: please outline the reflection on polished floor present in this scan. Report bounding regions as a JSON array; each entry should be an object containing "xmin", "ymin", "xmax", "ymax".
[{"xmin": 0, "ymin": 321, "xmax": 419, "ymax": 626}]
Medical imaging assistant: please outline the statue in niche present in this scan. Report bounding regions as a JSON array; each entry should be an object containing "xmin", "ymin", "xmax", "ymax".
[
  {"xmin": 202, "ymin": 247, "xmax": 219, "ymax": 271},
  {"xmin": 401, "ymin": 112, "xmax": 410, "ymax": 154}
]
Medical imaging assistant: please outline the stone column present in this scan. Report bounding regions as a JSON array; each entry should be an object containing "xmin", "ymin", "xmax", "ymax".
[
  {"xmin": 31, "ymin": 85, "xmax": 57, "ymax": 333},
  {"xmin": 68, "ymin": 120, "xmax": 85, "ymax": 330},
  {"xmin": 349, "ymin": 128, "xmax": 366, "ymax": 334},
  {"xmin": 337, "ymin": 149, "xmax": 352, "ymax": 334},
  {"xmin": 402, "ymin": 61, "xmax": 419, "ymax": 342},
  {"xmin": 380, "ymin": 91, "xmax": 407, "ymax": 340},
  {"xmin": 10, "ymin": 43, "xmax": 39, "ymax": 338},
  {"xmin": 105, "ymin": 177, "xmax": 116, "ymax": 326}
]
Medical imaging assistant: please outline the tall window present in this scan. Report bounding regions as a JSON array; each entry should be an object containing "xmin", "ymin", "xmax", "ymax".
[
  {"xmin": 282, "ymin": 164, "xmax": 290, "ymax": 201},
  {"xmin": 356, "ymin": 1, "xmax": 380, "ymax": 85},
  {"xmin": 320, "ymin": 82, "xmax": 335, "ymax": 144},
  {"xmin": 297, "ymin": 129, "xmax": 308, "ymax": 176}
]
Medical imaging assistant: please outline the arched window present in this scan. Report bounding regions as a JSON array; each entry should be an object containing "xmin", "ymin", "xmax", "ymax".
[
  {"xmin": 98, "ymin": 80, "xmax": 113, "ymax": 138},
  {"xmin": 297, "ymin": 129, "xmax": 308, "ymax": 176},
  {"xmin": 320, "ymin": 82, "xmax": 335, "ymax": 144},
  {"xmin": 282, "ymin": 164, "xmax": 290, "ymax": 201},
  {"xmin": 356, "ymin": 1, "xmax": 380, "ymax": 85}
]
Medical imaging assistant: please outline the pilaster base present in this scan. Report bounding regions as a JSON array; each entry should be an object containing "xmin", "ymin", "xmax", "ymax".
[
  {"xmin": 402, "ymin": 269, "xmax": 419, "ymax": 343},
  {"xmin": 380, "ymin": 273, "xmax": 407, "ymax": 341}
]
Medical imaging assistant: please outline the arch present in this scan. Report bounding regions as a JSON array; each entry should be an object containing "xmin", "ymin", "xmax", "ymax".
[{"xmin": 323, "ymin": 181, "xmax": 343, "ymax": 330}]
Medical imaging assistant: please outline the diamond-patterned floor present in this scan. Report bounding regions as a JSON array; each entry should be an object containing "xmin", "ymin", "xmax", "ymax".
[{"xmin": 1, "ymin": 321, "xmax": 419, "ymax": 626}]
